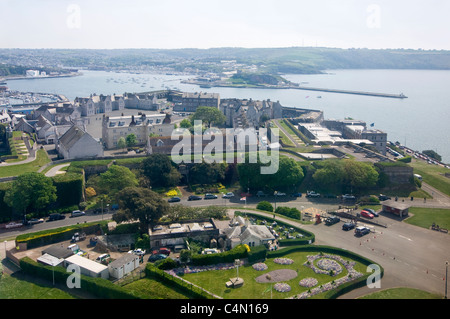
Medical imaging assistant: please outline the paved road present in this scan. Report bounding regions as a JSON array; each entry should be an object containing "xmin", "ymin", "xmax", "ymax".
[{"xmin": 44, "ymin": 163, "xmax": 71, "ymax": 177}]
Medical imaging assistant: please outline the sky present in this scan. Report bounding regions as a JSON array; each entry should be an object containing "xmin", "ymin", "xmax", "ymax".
[{"xmin": 1, "ymin": 0, "xmax": 449, "ymax": 50}]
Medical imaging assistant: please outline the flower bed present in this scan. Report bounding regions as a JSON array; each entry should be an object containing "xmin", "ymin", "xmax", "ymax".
[
  {"xmin": 167, "ymin": 261, "xmax": 244, "ymax": 276},
  {"xmin": 316, "ymin": 258, "xmax": 343, "ymax": 275},
  {"xmin": 273, "ymin": 258, "xmax": 294, "ymax": 265},
  {"xmin": 299, "ymin": 277, "xmax": 318, "ymax": 288},
  {"xmin": 252, "ymin": 262, "xmax": 268, "ymax": 271},
  {"xmin": 274, "ymin": 283, "xmax": 291, "ymax": 293}
]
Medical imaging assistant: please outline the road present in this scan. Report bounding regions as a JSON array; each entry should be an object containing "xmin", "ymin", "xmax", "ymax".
[{"xmin": 1, "ymin": 193, "xmax": 449, "ymax": 298}]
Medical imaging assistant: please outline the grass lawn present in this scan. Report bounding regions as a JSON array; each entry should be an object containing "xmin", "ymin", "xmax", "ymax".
[
  {"xmin": 405, "ymin": 207, "xmax": 450, "ymax": 230},
  {"xmin": 0, "ymin": 273, "xmax": 76, "ymax": 299},
  {"xmin": 180, "ymin": 250, "xmax": 367, "ymax": 299},
  {"xmin": 122, "ymin": 277, "xmax": 194, "ymax": 299},
  {"xmin": 0, "ymin": 149, "xmax": 50, "ymax": 178},
  {"xmin": 410, "ymin": 159, "xmax": 450, "ymax": 197},
  {"xmin": 358, "ymin": 287, "xmax": 443, "ymax": 299}
]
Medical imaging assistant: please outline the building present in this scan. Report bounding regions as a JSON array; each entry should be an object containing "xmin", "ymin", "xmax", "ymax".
[
  {"xmin": 56, "ymin": 125, "xmax": 104, "ymax": 159},
  {"xmin": 343, "ymin": 124, "xmax": 387, "ymax": 155},
  {"xmin": 64, "ymin": 254, "xmax": 109, "ymax": 279},
  {"xmin": 111, "ymin": 94, "xmax": 125, "ymax": 111},
  {"xmin": 149, "ymin": 219, "xmax": 220, "ymax": 249},
  {"xmin": 108, "ymin": 253, "xmax": 140, "ymax": 280},
  {"xmin": 174, "ymin": 92, "xmax": 220, "ymax": 112},
  {"xmin": 222, "ymin": 216, "xmax": 275, "ymax": 249},
  {"xmin": 124, "ymin": 93, "xmax": 160, "ymax": 111},
  {"xmin": 0, "ymin": 109, "xmax": 11, "ymax": 125},
  {"xmin": 101, "ymin": 113, "xmax": 172, "ymax": 149},
  {"xmin": 75, "ymin": 94, "xmax": 113, "ymax": 116},
  {"xmin": 381, "ymin": 200, "xmax": 410, "ymax": 218}
]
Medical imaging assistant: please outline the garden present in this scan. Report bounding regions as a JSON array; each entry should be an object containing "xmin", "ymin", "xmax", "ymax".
[{"xmin": 171, "ymin": 249, "xmax": 369, "ymax": 299}]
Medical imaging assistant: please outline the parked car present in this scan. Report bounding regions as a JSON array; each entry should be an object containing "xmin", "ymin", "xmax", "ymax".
[
  {"xmin": 342, "ymin": 222, "xmax": 356, "ymax": 231},
  {"xmin": 71, "ymin": 210, "xmax": 85, "ymax": 217},
  {"xmin": 360, "ymin": 210, "xmax": 374, "ymax": 219},
  {"xmin": 158, "ymin": 247, "xmax": 171, "ymax": 256},
  {"xmin": 342, "ymin": 194, "xmax": 356, "ymax": 200},
  {"xmin": 378, "ymin": 194, "xmax": 391, "ymax": 201},
  {"xmin": 355, "ymin": 226, "xmax": 371, "ymax": 236},
  {"xmin": 168, "ymin": 196, "xmax": 181, "ymax": 203},
  {"xmin": 256, "ymin": 191, "xmax": 267, "ymax": 197},
  {"xmin": 325, "ymin": 216, "xmax": 340, "ymax": 225},
  {"xmin": 148, "ymin": 254, "xmax": 167, "ymax": 262},
  {"xmin": 188, "ymin": 195, "xmax": 202, "ymax": 201},
  {"xmin": 129, "ymin": 248, "xmax": 146, "ymax": 256},
  {"xmin": 222, "ymin": 192, "xmax": 235, "ymax": 198},
  {"xmin": 47, "ymin": 213, "xmax": 65, "ymax": 221},
  {"xmin": 275, "ymin": 192, "xmax": 286, "ymax": 197},
  {"xmin": 5, "ymin": 222, "xmax": 23, "ymax": 229},
  {"xmin": 290, "ymin": 192, "xmax": 302, "ymax": 197},
  {"xmin": 27, "ymin": 218, "xmax": 44, "ymax": 225},
  {"xmin": 204, "ymin": 193, "xmax": 218, "ymax": 200},
  {"xmin": 362, "ymin": 208, "xmax": 378, "ymax": 217},
  {"xmin": 306, "ymin": 191, "xmax": 321, "ymax": 198}
]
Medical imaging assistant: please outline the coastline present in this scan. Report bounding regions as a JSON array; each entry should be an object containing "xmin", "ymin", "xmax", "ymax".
[{"xmin": 1, "ymin": 72, "xmax": 82, "ymax": 82}]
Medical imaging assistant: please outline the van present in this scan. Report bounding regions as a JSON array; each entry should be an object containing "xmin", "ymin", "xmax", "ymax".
[
  {"xmin": 96, "ymin": 254, "xmax": 110, "ymax": 263},
  {"xmin": 71, "ymin": 210, "xmax": 85, "ymax": 217}
]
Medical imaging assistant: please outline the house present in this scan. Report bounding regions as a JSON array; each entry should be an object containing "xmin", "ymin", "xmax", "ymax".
[
  {"xmin": 173, "ymin": 92, "xmax": 220, "ymax": 112},
  {"xmin": 124, "ymin": 93, "xmax": 160, "ymax": 111},
  {"xmin": 56, "ymin": 125, "xmax": 104, "ymax": 159},
  {"xmin": 64, "ymin": 254, "xmax": 109, "ymax": 279},
  {"xmin": 111, "ymin": 94, "xmax": 125, "ymax": 111},
  {"xmin": 0, "ymin": 109, "xmax": 11, "ymax": 125},
  {"xmin": 75, "ymin": 94, "xmax": 112, "ymax": 116},
  {"xmin": 222, "ymin": 217, "xmax": 275, "ymax": 249},
  {"xmin": 14, "ymin": 117, "xmax": 35, "ymax": 134},
  {"xmin": 108, "ymin": 253, "xmax": 140, "ymax": 279}
]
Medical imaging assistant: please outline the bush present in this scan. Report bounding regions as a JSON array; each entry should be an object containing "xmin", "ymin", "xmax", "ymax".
[
  {"xmin": 156, "ymin": 257, "xmax": 177, "ymax": 270},
  {"xmin": 190, "ymin": 245, "xmax": 248, "ymax": 266},
  {"xmin": 275, "ymin": 206, "xmax": 301, "ymax": 219},
  {"xmin": 256, "ymin": 201, "xmax": 273, "ymax": 212}
]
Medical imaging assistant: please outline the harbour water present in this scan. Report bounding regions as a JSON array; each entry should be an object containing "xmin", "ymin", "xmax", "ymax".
[{"xmin": 4, "ymin": 69, "xmax": 450, "ymax": 163}]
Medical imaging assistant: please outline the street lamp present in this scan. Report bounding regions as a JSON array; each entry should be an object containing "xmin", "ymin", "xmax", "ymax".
[
  {"xmin": 274, "ymin": 191, "xmax": 278, "ymax": 211},
  {"xmin": 446, "ymin": 261, "xmax": 449, "ymax": 299},
  {"xmin": 234, "ymin": 259, "xmax": 240, "ymax": 279}
]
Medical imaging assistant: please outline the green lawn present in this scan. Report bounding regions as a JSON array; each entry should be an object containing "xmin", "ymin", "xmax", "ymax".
[
  {"xmin": 0, "ymin": 149, "xmax": 50, "ymax": 178},
  {"xmin": 358, "ymin": 287, "xmax": 443, "ymax": 299},
  {"xmin": 0, "ymin": 273, "xmax": 76, "ymax": 299},
  {"xmin": 122, "ymin": 277, "xmax": 194, "ymax": 299},
  {"xmin": 410, "ymin": 159, "xmax": 450, "ymax": 197},
  {"xmin": 180, "ymin": 250, "xmax": 367, "ymax": 299},
  {"xmin": 405, "ymin": 207, "xmax": 450, "ymax": 230}
]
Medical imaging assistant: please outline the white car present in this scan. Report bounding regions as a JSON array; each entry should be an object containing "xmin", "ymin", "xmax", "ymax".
[
  {"xmin": 129, "ymin": 249, "xmax": 146, "ymax": 256},
  {"xmin": 5, "ymin": 222, "xmax": 23, "ymax": 229},
  {"xmin": 222, "ymin": 192, "xmax": 235, "ymax": 198},
  {"xmin": 275, "ymin": 192, "xmax": 286, "ymax": 197}
]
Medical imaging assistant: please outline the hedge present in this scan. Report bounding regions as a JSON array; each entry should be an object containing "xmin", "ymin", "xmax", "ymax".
[
  {"xmin": 52, "ymin": 173, "xmax": 84, "ymax": 208},
  {"xmin": 145, "ymin": 263, "xmax": 215, "ymax": 299},
  {"xmin": 190, "ymin": 244, "xmax": 248, "ymax": 266},
  {"xmin": 16, "ymin": 222, "xmax": 107, "ymax": 249},
  {"xmin": 247, "ymin": 245, "xmax": 267, "ymax": 263},
  {"xmin": 19, "ymin": 257, "xmax": 137, "ymax": 299},
  {"xmin": 256, "ymin": 201, "xmax": 273, "ymax": 212},
  {"xmin": 275, "ymin": 206, "xmax": 301, "ymax": 220}
]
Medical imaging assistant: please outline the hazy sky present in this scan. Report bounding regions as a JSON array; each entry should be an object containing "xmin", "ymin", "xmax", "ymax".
[{"xmin": 1, "ymin": 0, "xmax": 449, "ymax": 50}]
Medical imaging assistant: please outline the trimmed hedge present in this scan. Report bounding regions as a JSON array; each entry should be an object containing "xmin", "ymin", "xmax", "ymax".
[
  {"xmin": 256, "ymin": 201, "xmax": 273, "ymax": 212},
  {"xmin": 16, "ymin": 222, "xmax": 107, "ymax": 249},
  {"xmin": 275, "ymin": 206, "xmax": 301, "ymax": 219},
  {"xmin": 190, "ymin": 244, "xmax": 248, "ymax": 266},
  {"xmin": 145, "ymin": 263, "xmax": 215, "ymax": 299},
  {"xmin": 19, "ymin": 257, "xmax": 137, "ymax": 299},
  {"xmin": 247, "ymin": 245, "xmax": 267, "ymax": 263},
  {"xmin": 52, "ymin": 173, "xmax": 84, "ymax": 208}
]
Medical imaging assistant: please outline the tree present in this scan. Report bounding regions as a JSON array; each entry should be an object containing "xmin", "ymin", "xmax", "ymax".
[
  {"xmin": 190, "ymin": 161, "xmax": 226, "ymax": 185},
  {"xmin": 422, "ymin": 150, "xmax": 442, "ymax": 162},
  {"xmin": 4, "ymin": 172, "xmax": 57, "ymax": 215},
  {"xmin": 97, "ymin": 165, "xmax": 138, "ymax": 195},
  {"xmin": 191, "ymin": 106, "xmax": 226, "ymax": 128},
  {"xmin": 343, "ymin": 160, "xmax": 379, "ymax": 191},
  {"xmin": 179, "ymin": 118, "xmax": 193, "ymax": 129},
  {"xmin": 117, "ymin": 137, "xmax": 126, "ymax": 151},
  {"xmin": 312, "ymin": 160, "xmax": 346, "ymax": 193},
  {"xmin": 126, "ymin": 133, "xmax": 137, "ymax": 148},
  {"xmin": 114, "ymin": 187, "xmax": 169, "ymax": 232},
  {"xmin": 141, "ymin": 153, "xmax": 181, "ymax": 187}
]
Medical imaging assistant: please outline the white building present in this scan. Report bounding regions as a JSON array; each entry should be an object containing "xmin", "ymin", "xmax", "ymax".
[
  {"xmin": 108, "ymin": 253, "xmax": 140, "ymax": 280},
  {"xmin": 56, "ymin": 125, "xmax": 104, "ymax": 159},
  {"xmin": 223, "ymin": 217, "xmax": 275, "ymax": 249},
  {"xmin": 64, "ymin": 254, "xmax": 109, "ymax": 279}
]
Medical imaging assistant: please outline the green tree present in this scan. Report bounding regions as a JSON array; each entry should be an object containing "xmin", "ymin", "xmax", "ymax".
[
  {"xmin": 98, "ymin": 165, "xmax": 138, "ymax": 195},
  {"xmin": 190, "ymin": 161, "xmax": 226, "ymax": 185},
  {"xmin": 117, "ymin": 137, "xmax": 126, "ymax": 150},
  {"xmin": 126, "ymin": 133, "xmax": 137, "ymax": 148},
  {"xmin": 114, "ymin": 187, "xmax": 169, "ymax": 232},
  {"xmin": 179, "ymin": 118, "xmax": 192, "ymax": 129},
  {"xmin": 141, "ymin": 153, "xmax": 181, "ymax": 187},
  {"xmin": 256, "ymin": 201, "xmax": 273, "ymax": 212},
  {"xmin": 343, "ymin": 160, "xmax": 379, "ymax": 191},
  {"xmin": 191, "ymin": 106, "xmax": 226, "ymax": 128},
  {"xmin": 312, "ymin": 160, "xmax": 346, "ymax": 192},
  {"xmin": 4, "ymin": 172, "xmax": 57, "ymax": 215},
  {"xmin": 422, "ymin": 150, "xmax": 442, "ymax": 162}
]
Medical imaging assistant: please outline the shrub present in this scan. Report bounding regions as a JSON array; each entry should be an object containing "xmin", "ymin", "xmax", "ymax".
[
  {"xmin": 190, "ymin": 244, "xmax": 248, "ymax": 266},
  {"xmin": 275, "ymin": 206, "xmax": 301, "ymax": 219},
  {"xmin": 256, "ymin": 201, "xmax": 273, "ymax": 212},
  {"xmin": 156, "ymin": 257, "xmax": 177, "ymax": 270}
]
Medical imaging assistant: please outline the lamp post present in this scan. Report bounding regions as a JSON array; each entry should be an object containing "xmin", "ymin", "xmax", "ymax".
[
  {"xmin": 446, "ymin": 261, "xmax": 449, "ymax": 299},
  {"xmin": 235, "ymin": 259, "xmax": 240, "ymax": 279},
  {"xmin": 274, "ymin": 191, "xmax": 278, "ymax": 211}
]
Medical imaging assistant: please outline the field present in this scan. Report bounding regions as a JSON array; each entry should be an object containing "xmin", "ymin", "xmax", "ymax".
[
  {"xmin": 410, "ymin": 159, "xmax": 450, "ymax": 197},
  {"xmin": 0, "ymin": 149, "xmax": 50, "ymax": 178},
  {"xmin": 358, "ymin": 287, "xmax": 442, "ymax": 299},
  {"xmin": 122, "ymin": 277, "xmax": 194, "ymax": 299},
  {"xmin": 178, "ymin": 250, "xmax": 368, "ymax": 299},
  {"xmin": 405, "ymin": 207, "xmax": 450, "ymax": 230}
]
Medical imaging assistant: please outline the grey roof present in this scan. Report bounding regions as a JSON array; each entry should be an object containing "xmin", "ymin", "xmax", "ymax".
[
  {"xmin": 42, "ymin": 245, "xmax": 74, "ymax": 259},
  {"xmin": 108, "ymin": 253, "xmax": 139, "ymax": 268},
  {"xmin": 58, "ymin": 125, "xmax": 90, "ymax": 150},
  {"xmin": 240, "ymin": 225, "xmax": 275, "ymax": 242}
]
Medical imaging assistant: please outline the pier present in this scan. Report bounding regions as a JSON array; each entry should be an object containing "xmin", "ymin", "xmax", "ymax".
[{"xmin": 293, "ymin": 86, "xmax": 407, "ymax": 99}]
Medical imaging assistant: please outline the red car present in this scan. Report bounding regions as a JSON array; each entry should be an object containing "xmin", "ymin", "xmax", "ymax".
[
  {"xmin": 158, "ymin": 247, "xmax": 171, "ymax": 256},
  {"xmin": 360, "ymin": 210, "xmax": 374, "ymax": 219}
]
